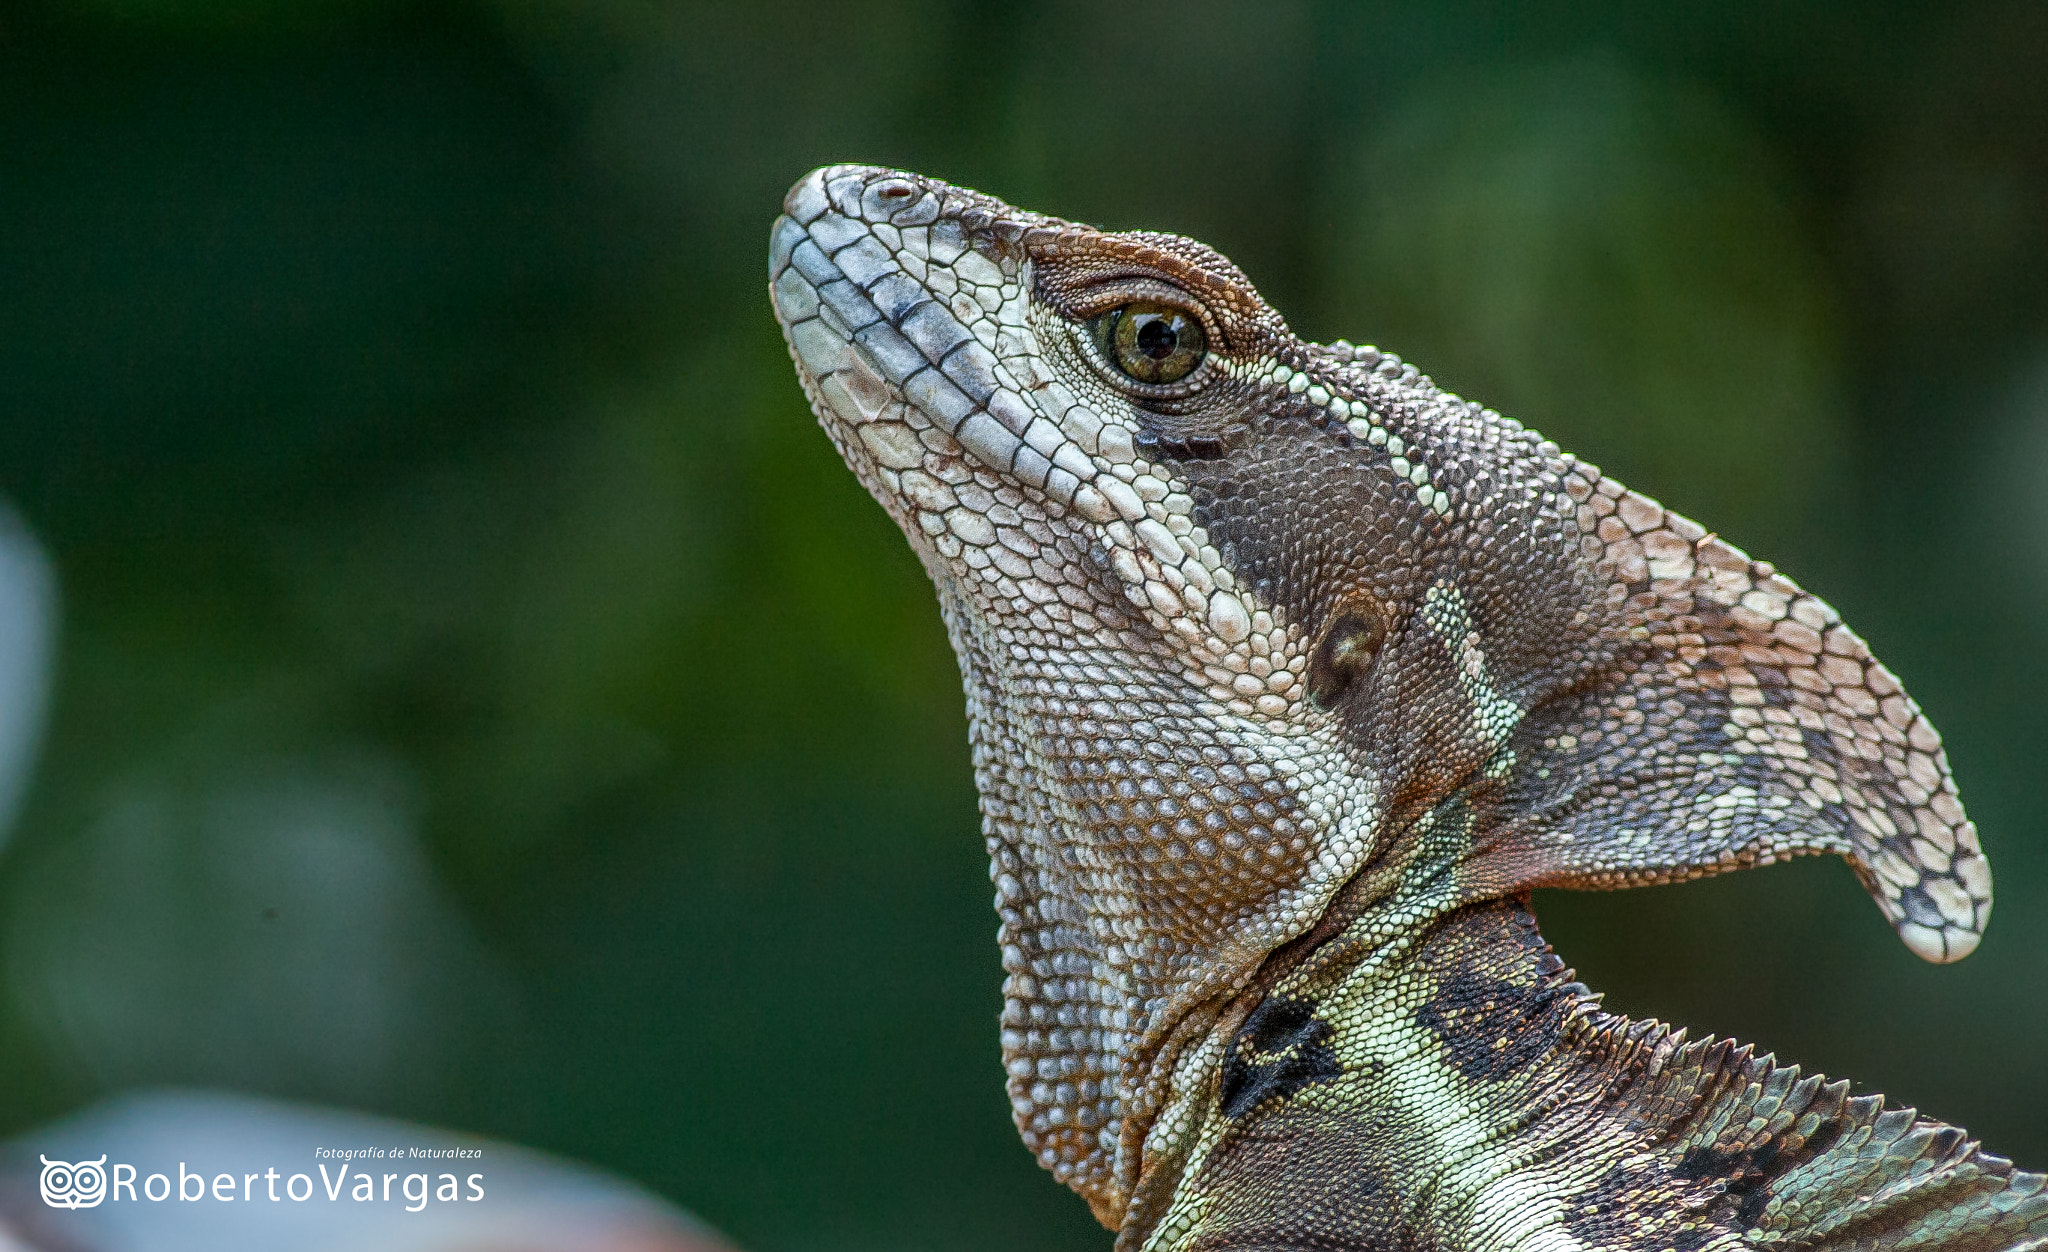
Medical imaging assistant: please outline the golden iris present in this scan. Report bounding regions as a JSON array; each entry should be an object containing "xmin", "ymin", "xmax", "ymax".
[{"xmin": 1093, "ymin": 302, "xmax": 1205, "ymax": 384}]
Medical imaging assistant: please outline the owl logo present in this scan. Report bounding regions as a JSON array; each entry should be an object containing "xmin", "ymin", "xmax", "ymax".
[{"xmin": 39, "ymin": 1155, "xmax": 107, "ymax": 1208}]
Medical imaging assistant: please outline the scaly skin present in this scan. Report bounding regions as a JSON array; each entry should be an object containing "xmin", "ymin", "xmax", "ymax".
[{"xmin": 767, "ymin": 165, "xmax": 2044, "ymax": 1250}]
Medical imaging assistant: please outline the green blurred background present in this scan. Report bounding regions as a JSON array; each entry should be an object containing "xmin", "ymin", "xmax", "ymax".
[{"xmin": 1, "ymin": 1, "xmax": 2044, "ymax": 1247}]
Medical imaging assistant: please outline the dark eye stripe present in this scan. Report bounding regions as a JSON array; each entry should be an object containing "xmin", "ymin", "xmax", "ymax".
[{"xmin": 1134, "ymin": 430, "xmax": 1228, "ymax": 461}]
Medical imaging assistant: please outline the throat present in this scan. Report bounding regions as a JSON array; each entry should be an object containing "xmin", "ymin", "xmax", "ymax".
[{"xmin": 1117, "ymin": 797, "xmax": 1517, "ymax": 1241}]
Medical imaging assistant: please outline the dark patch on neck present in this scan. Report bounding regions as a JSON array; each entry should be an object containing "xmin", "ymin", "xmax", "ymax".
[
  {"xmin": 1219, "ymin": 993, "xmax": 1343, "ymax": 1119},
  {"xmin": 1564, "ymin": 1110, "xmax": 1852, "ymax": 1248},
  {"xmin": 1414, "ymin": 963, "xmax": 1569, "ymax": 1083},
  {"xmin": 1673, "ymin": 1115, "xmax": 1849, "ymax": 1228},
  {"xmin": 1563, "ymin": 1064, "xmax": 1882, "ymax": 1248}
]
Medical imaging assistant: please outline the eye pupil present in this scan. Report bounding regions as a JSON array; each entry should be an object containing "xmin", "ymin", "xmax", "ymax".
[
  {"xmin": 1092, "ymin": 301, "xmax": 1206, "ymax": 384},
  {"xmin": 1134, "ymin": 315, "xmax": 1180, "ymax": 360}
]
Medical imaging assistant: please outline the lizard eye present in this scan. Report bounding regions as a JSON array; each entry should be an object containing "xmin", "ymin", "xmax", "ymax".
[
  {"xmin": 1305, "ymin": 598, "xmax": 1388, "ymax": 710},
  {"xmin": 1092, "ymin": 302, "xmax": 1206, "ymax": 385}
]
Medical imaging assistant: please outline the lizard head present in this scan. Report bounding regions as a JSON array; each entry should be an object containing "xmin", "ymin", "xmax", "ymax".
[{"xmin": 769, "ymin": 164, "xmax": 1990, "ymax": 1222}]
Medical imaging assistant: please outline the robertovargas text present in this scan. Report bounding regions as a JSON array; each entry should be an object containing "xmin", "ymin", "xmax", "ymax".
[{"xmin": 102, "ymin": 1163, "xmax": 485, "ymax": 1211}]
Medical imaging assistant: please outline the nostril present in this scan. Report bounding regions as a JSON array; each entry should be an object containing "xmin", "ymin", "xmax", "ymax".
[
  {"xmin": 865, "ymin": 178, "xmax": 919, "ymax": 214},
  {"xmin": 867, "ymin": 176, "xmax": 940, "ymax": 227}
]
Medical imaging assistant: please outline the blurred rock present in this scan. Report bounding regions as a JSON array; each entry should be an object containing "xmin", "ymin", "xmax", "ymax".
[
  {"xmin": 0, "ymin": 506, "xmax": 56, "ymax": 851},
  {"xmin": 3, "ymin": 753, "xmax": 510, "ymax": 1106}
]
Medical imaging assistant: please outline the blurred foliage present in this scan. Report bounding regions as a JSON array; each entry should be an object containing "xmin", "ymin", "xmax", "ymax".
[
  {"xmin": 0, "ymin": 2, "xmax": 2045, "ymax": 1249},
  {"xmin": 1320, "ymin": 53, "xmax": 1847, "ymax": 537}
]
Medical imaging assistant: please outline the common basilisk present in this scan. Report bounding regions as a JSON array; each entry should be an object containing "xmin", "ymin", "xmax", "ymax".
[{"xmin": 769, "ymin": 165, "xmax": 2045, "ymax": 1251}]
